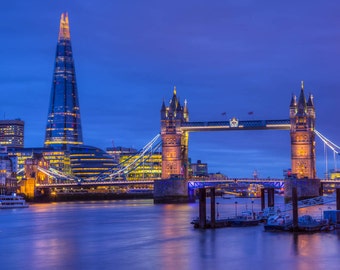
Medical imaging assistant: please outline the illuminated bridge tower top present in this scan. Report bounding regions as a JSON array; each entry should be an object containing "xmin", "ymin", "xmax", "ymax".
[
  {"xmin": 44, "ymin": 12, "xmax": 83, "ymax": 149},
  {"xmin": 290, "ymin": 81, "xmax": 316, "ymax": 179},
  {"xmin": 161, "ymin": 87, "xmax": 189, "ymax": 179}
]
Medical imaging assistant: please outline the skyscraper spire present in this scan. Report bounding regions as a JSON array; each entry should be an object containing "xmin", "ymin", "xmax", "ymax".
[
  {"xmin": 44, "ymin": 12, "xmax": 83, "ymax": 149},
  {"xmin": 58, "ymin": 12, "xmax": 70, "ymax": 41}
]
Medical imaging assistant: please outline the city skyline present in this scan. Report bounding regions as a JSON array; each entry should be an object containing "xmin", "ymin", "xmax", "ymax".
[{"xmin": 2, "ymin": 1, "xmax": 340, "ymax": 178}]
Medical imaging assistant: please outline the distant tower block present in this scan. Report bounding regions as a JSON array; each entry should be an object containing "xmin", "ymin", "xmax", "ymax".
[
  {"xmin": 44, "ymin": 12, "xmax": 83, "ymax": 149},
  {"xmin": 289, "ymin": 81, "xmax": 316, "ymax": 179},
  {"xmin": 160, "ymin": 87, "xmax": 189, "ymax": 179},
  {"xmin": 0, "ymin": 120, "xmax": 24, "ymax": 148}
]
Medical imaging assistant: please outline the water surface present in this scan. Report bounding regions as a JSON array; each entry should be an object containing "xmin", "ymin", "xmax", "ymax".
[{"xmin": 0, "ymin": 197, "xmax": 339, "ymax": 270}]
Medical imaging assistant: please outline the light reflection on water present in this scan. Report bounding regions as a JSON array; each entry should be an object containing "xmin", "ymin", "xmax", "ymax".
[{"xmin": 0, "ymin": 197, "xmax": 340, "ymax": 270}]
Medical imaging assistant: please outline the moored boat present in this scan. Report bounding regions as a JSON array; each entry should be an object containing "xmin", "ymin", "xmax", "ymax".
[
  {"xmin": 264, "ymin": 214, "xmax": 335, "ymax": 232},
  {"xmin": 0, "ymin": 193, "xmax": 29, "ymax": 209},
  {"xmin": 264, "ymin": 213, "xmax": 293, "ymax": 231},
  {"xmin": 297, "ymin": 215, "xmax": 333, "ymax": 232},
  {"xmin": 190, "ymin": 211, "xmax": 261, "ymax": 228},
  {"xmin": 227, "ymin": 211, "xmax": 261, "ymax": 227}
]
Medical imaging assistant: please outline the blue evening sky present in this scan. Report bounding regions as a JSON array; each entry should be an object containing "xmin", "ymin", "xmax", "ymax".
[{"xmin": 1, "ymin": 1, "xmax": 340, "ymax": 178}]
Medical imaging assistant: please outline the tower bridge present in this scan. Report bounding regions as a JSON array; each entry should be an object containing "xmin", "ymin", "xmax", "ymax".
[
  {"xmin": 155, "ymin": 81, "xmax": 331, "ymax": 202},
  {"xmin": 160, "ymin": 82, "xmax": 316, "ymax": 181}
]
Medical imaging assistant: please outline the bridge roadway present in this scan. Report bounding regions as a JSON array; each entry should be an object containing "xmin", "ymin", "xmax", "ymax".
[{"xmin": 35, "ymin": 178, "xmax": 340, "ymax": 189}]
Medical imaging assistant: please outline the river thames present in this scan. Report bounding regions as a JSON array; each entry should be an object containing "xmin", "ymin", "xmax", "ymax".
[{"xmin": 1, "ymin": 196, "xmax": 340, "ymax": 270}]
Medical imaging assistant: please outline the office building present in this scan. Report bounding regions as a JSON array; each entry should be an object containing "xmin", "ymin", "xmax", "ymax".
[
  {"xmin": 190, "ymin": 160, "xmax": 208, "ymax": 178},
  {"xmin": 70, "ymin": 145, "xmax": 117, "ymax": 179},
  {"xmin": 119, "ymin": 152, "xmax": 162, "ymax": 181},
  {"xmin": 0, "ymin": 119, "xmax": 24, "ymax": 148},
  {"xmin": 106, "ymin": 146, "xmax": 137, "ymax": 163}
]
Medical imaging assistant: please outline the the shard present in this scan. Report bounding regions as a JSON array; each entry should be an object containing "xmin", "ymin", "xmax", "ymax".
[{"xmin": 44, "ymin": 12, "xmax": 83, "ymax": 149}]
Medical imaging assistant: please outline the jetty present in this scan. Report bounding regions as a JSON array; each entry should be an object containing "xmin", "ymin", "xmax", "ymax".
[
  {"xmin": 192, "ymin": 187, "xmax": 340, "ymax": 232},
  {"xmin": 192, "ymin": 187, "xmax": 264, "ymax": 229},
  {"xmin": 262, "ymin": 187, "xmax": 340, "ymax": 232}
]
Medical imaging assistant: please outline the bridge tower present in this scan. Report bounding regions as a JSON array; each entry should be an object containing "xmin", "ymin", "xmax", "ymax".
[
  {"xmin": 286, "ymin": 81, "xmax": 319, "ymax": 201},
  {"xmin": 155, "ymin": 87, "xmax": 191, "ymax": 203},
  {"xmin": 160, "ymin": 87, "xmax": 189, "ymax": 179},
  {"xmin": 289, "ymin": 81, "xmax": 316, "ymax": 179}
]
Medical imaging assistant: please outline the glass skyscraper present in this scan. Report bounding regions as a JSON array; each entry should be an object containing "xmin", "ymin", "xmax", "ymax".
[
  {"xmin": 44, "ymin": 12, "xmax": 83, "ymax": 149},
  {"xmin": 41, "ymin": 12, "xmax": 117, "ymax": 180}
]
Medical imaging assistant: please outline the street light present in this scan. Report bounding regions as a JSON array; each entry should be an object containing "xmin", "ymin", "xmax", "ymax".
[{"xmin": 251, "ymin": 199, "xmax": 254, "ymax": 213}]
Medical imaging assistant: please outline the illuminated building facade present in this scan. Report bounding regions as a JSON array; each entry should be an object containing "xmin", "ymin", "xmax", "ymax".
[
  {"xmin": 19, "ymin": 154, "xmax": 50, "ymax": 198},
  {"xmin": 290, "ymin": 81, "xmax": 316, "ymax": 179},
  {"xmin": 9, "ymin": 146, "xmax": 117, "ymax": 180},
  {"xmin": 44, "ymin": 12, "xmax": 83, "ymax": 149},
  {"xmin": 8, "ymin": 148, "xmax": 70, "ymax": 174},
  {"xmin": 106, "ymin": 147, "xmax": 162, "ymax": 181},
  {"xmin": 330, "ymin": 170, "xmax": 340, "ymax": 180},
  {"xmin": 0, "ymin": 120, "xmax": 24, "ymax": 148},
  {"xmin": 106, "ymin": 147, "xmax": 137, "ymax": 163},
  {"xmin": 70, "ymin": 146, "xmax": 117, "ymax": 179},
  {"xmin": 119, "ymin": 152, "xmax": 162, "ymax": 181},
  {"xmin": 43, "ymin": 150, "xmax": 71, "ymax": 174}
]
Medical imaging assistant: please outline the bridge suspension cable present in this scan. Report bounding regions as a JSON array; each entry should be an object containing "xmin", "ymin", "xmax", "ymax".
[
  {"xmin": 314, "ymin": 129, "xmax": 340, "ymax": 176},
  {"xmin": 25, "ymin": 134, "xmax": 162, "ymax": 184},
  {"xmin": 95, "ymin": 133, "xmax": 162, "ymax": 182},
  {"xmin": 118, "ymin": 133, "xmax": 161, "ymax": 167},
  {"xmin": 36, "ymin": 166, "xmax": 82, "ymax": 182},
  {"xmin": 106, "ymin": 141, "xmax": 162, "ymax": 180},
  {"xmin": 314, "ymin": 130, "xmax": 340, "ymax": 154}
]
